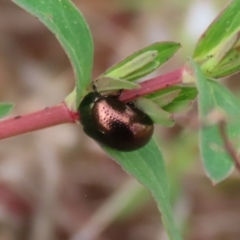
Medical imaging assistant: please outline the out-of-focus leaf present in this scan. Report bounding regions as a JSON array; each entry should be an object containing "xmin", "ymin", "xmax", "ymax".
[
  {"xmin": 191, "ymin": 59, "xmax": 240, "ymax": 183},
  {"xmin": 0, "ymin": 103, "xmax": 14, "ymax": 119}
]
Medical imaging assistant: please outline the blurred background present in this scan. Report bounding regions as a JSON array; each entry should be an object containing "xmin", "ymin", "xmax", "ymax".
[{"xmin": 1, "ymin": 0, "xmax": 240, "ymax": 239}]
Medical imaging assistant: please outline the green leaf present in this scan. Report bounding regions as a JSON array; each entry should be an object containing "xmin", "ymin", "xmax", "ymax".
[
  {"xmin": 135, "ymin": 98, "xmax": 174, "ymax": 127},
  {"xmin": 193, "ymin": 0, "xmax": 240, "ymax": 77},
  {"xmin": 104, "ymin": 139, "xmax": 182, "ymax": 240},
  {"xmin": 191, "ymin": 59, "xmax": 240, "ymax": 183},
  {"xmin": 0, "ymin": 103, "xmax": 14, "ymax": 119},
  {"xmin": 102, "ymin": 42, "xmax": 181, "ymax": 82},
  {"xmin": 148, "ymin": 89, "xmax": 181, "ymax": 107},
  {"xmin": 208, "ymin": 38, "xmax": 240, "ymax": 78},
  {"xmin": 163, "ymin": 87, "xmax": 198, "ymax": 113},
  {"xmin": 95, "ymin": 77, "xmax": 140, "ymax": 93},
  {"xmin": 147, "ymin": 86, "xmax": 198, "ymax": 113},
  {"xmin": 13, "ymin": 0, "xmax": 93, "ymax": 106}
]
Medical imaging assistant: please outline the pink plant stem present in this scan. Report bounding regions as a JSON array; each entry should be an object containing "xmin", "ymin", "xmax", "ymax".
[
  {"xmin": 0, "ymin": 102, "xmax": 75, "ymax": 140},
  {"xmin": 119, "ymin": 67, "xmax": 184, "ymax": 102},
  {"xmin": 0, "ymin": 67, "xmax": 184, "ymax": 140}
]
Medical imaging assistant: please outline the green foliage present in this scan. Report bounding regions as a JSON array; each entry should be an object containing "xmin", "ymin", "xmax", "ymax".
[
  {"xmin": 193, "ymin": 0, "xmax": 240, "ymax": 78},
  {"xmin": 163, "ymin": 87, "xmax": 198, "ymax": 113},
  {"xmin": 101, "ymin": 42, "xmax": 181, "ymax": 82},
  {"xmin": 134, "ymin": 98, "xmax": 174, "ymax": 127},
  {"xmin": 94, "ymin": 77, "xmax": 140, "ymax": 93},
  {"xmin": 191, "ymin": 59, "xmax": 240, "ymax": 183},
  {"xmin": 0, "ymin": 103, "xmax": 14, "ymax": 119},
  {"xmin": 148, "ymin": 88, "xmax": 182, "ymax": 107},
  {"xmin": 209, "ymin": 38, "xmax": 240, "ymax": 78},
  {"xmin": 190, "ymin": 0, "xmax": 240, "ymax": 183},
  {"xmin": 147, "ymin": 86, "xmax": 198, "ymax": 113}
]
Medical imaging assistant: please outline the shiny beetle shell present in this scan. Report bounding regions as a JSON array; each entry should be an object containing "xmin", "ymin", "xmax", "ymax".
[{"xmin": 78, "ymin": 92, "xmax": 154, "ymax": 151}]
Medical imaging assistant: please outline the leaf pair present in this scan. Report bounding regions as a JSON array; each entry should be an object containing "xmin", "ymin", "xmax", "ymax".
[
  {"xmin": 192, "ymin": 0, "xmax": 240, "ymax": 183},
  {"xmin": 193, "ymin": 0, "xmax": 240, "ymax": 78}
]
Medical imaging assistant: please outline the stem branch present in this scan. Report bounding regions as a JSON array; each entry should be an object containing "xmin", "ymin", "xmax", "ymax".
[
  {"xmin": 0, "ymin": 102, "xmax": 76, "ymax": 140},
  {"xmin": 0, "ymin": 67, "xmax": 184, "ymax": 140},
  {"xmin": 120, "ymin": 67, "xmax": 184, "ymax": 102}
]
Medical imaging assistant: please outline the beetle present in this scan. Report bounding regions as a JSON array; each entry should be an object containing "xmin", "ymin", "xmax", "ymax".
[{"xmin": 78, "ymin": 86, "xmax": 154, "ymax": 151}]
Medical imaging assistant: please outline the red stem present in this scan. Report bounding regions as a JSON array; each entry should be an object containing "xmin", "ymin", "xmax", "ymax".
[
  {"xmin": 0, "ymin": 102, "xmax": 75, "ymax": 140},
  {"xmin": 119, "ymin": 67, "xmax": 184, "ymax": 102},
  {"xmin": 0, "ymin": 67, "xmax": 184, "ymax": 140}
]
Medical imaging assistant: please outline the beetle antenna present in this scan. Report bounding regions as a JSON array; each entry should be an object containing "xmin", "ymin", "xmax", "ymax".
[
  {"xmin": 92, "ymin": 82, "xmax": 101, "ymax": 97},
  {"xmin": 116, "ymin": 89, "xmax": 123, "ymax": 98}
]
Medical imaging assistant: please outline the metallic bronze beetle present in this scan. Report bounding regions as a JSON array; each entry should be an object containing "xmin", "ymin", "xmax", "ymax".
[{"xmin": 78, "ymin": 90, "xmax": 154, "ymax": 151}]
